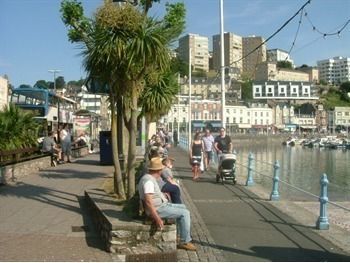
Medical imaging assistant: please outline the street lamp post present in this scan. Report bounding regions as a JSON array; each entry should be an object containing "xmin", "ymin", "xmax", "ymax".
[
  {"xmin": 48, "ymin": 69, "xmax": 61, "ymax": 91},
  {"xmin": 219, "ymin": 0, "xmax": 226, "ymax": 129},
  {"xmin": 188, "ymin": 47, "xmax": 192, "ymax": 150}
]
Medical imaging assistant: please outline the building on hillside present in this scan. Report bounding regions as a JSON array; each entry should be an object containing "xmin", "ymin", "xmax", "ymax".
[
  {"xmin": 255, "ymin": 62, "xmax": 310, "ymax": 82},
  {"xmin": 317, "ymin": 56, "xmax": 350, "ymax": 84},
  {"xmin": 267, "ymin": 48, "xmax": 295, "ymax": 68},
  {"xmin": 253, "ymin": 81, "xmax": 318, "ymax": 101},
  {"xmin": 295, "ymin": 66, "xmax": 319, "ymax": 83},
  {"xmin": 242, "ymin": 36, "xmax": 267, "ymax": 79},
  {"xmin": 0, "ymin": 76, "xmax": 9, "ymax": 109},
  {"xmin": 180, "ymin": 77, "xmax": 241, "ymax": 102},
  {"xmin": 178, "ymin": 33, "xmax": 209, "ymax": 72},
  {"xmin": 212, "ymin": 32, "xmax": 243, "ymax": 75}
]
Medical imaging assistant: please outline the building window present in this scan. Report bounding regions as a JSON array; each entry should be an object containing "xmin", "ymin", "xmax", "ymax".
[
  {"xmin": 226, "ymin": 117, "xmax": 229, "ymax": 123},
  {"xmin": 240, "ymin": 117, "xmax": 243, "ymax": 123},
  {"xmin": 183, "ymin": 107, "xmax": 186, "ymax": 112},
  {"xmin": 233, "ymin": 117, "xmax": 236, "ymax": 123},
  {"xmin": 226, "ymin": 109, "xmax": 230, "ymax": 113}
]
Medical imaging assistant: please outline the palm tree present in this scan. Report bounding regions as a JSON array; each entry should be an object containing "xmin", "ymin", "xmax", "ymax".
[
  {"xmin": 0, "ymin": 104, "xmax": 39, "ymax": 151},
  {"xmin": 139, "ymin": 71, "xmax": 179, "ymax": 146},
  {"xmin": 61, "ymin": 0, "xmax": 185, "ymax": 199}
]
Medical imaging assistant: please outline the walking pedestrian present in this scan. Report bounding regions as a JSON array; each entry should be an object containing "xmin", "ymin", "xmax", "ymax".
[
  {"xmin": 190, "ymin": 132, "xmax": 204, "ymax": 181},
  {"xmin": 60, "ymin": 124, "xmax": 72, "ymax": 163},
  {"xmin": 202, "ymin": 128, "xmax": 214, "ymax": 171}
]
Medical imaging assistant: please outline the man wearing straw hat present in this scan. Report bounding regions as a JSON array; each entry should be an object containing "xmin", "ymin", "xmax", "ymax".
[{"xmin": 138, "ymin": 157, "xmax": 196, "ymax": 251}]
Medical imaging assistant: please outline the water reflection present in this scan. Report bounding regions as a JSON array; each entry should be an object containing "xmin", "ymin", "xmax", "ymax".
[{"xmin": 234, "ymin": 141, "xmax": 350, "ymax": 202}]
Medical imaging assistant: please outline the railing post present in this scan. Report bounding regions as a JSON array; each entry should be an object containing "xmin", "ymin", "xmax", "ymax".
[
  {"xmin": 270, "ymin": 160, "xmax": 280, "ymax": 201},
  {"xmin": 246, "ymin": 152, "xmax": 254, "ymax": 186},
  {"xmin": 316, "ymin": 173, "xmax": 329, "ymax": 230}
]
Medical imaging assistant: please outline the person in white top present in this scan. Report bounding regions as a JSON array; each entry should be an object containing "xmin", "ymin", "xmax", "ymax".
[
  {"xmin": 60, "ymin": 124, "xmax": 72, "ymax": 163},
  {"xmin": 202, "ymin": 129, "xmax": 215, "ymax": 171}
]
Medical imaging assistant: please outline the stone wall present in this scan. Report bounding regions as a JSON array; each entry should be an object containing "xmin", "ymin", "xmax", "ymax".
[
  {"xmin": 85, "ymin": 189, "xmax": 177, "ymax": 261},
  {"xmin": 0, "ymin": 156, "xmax": 51, "ymax": 184}
]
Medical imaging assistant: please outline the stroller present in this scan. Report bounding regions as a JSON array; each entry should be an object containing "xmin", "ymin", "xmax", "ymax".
[{"xmin": 216, "ymin": 153, "xmax": 237, "ymax": 184}]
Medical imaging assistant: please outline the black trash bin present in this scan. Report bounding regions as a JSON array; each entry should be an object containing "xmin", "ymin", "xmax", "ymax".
[{"xmin": 99, "ymin": 131, "xmax": 113, "ymax": 165}]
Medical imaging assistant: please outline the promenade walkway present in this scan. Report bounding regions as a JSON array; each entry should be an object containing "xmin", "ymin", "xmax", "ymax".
[
  {"xmin": 170, "ymin": 146, "xmax": 350, "ymax": 261},
  {"xmin": 0, "ymin": 149, "xmax": 349, "ymax": 261}
]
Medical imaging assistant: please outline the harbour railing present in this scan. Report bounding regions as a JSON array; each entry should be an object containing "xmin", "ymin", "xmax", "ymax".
[{"xmin": 178, "ymin": 134, "xmax": 350, "ymax": 230}]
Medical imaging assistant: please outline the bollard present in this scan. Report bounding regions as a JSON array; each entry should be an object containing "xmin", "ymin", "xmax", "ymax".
[
  {"xmin": 316, "ymin": 173, "xmax": 329, "ymax": 230},
  {"xmin": 270, "ymin": 160, "xmax": 280, "ymax": 201},
  {"xmin": 245, "ymin": 152, "xmax": 254, "ymax": 186}
]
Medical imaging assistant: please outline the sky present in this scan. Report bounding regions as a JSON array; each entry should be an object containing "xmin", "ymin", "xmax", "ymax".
[{"xmin": 1, "ymin": 0, "xmax": 349, "ymax": 88}]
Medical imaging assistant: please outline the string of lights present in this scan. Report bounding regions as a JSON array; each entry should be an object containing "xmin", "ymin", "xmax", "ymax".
[
  {"xmin": 304, "ymin": 11, "xmax": 350, "ymax": 37},
  {"xmin": 285, "ymin": 8, "xmax": 304, "ymax": 61}
]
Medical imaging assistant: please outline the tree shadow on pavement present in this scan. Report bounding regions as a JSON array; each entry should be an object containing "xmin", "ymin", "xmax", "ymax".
[
  {"xmin": 0, "ymin": 182, "xmax": 82, "ymax": 214},
  {"xmin": 194, "ymin": 240, "xmax": 350, "ymax": 261},
  {"xmin": 38, "ymin": 169, "xmax": 109, "ymax": 180}
]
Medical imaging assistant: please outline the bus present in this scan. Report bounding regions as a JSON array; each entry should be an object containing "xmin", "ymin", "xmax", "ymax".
[{"xmin": 10, "ymin": 88, "xmax": 76, "ymax": 136}]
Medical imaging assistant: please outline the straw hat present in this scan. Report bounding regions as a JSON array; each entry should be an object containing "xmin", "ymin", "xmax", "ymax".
[{"xmin": 148, "ymin": 157, "xmax": 165, "ymax": 171}]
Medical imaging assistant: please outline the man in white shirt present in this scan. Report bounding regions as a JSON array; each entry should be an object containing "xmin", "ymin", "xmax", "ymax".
[
  {"xmin": 138, "ymin": 157, "xmax": 196, "ymax": 251},
  {"xmin": 202, "ymin": 129, "xmax": 215, "ymax": 171}
]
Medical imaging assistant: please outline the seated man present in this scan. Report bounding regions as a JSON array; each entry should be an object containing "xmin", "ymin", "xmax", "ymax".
[
  {"xmin": 138, "ymin": 157, "xmax": 196, "ymax": 251},
  {"xmin": 158, "ymin": 157, "xmax": 182, "ymax": 204},
  {"xmin": 42, "ymin": 131, "xmax": 62, "ymax": 162}
]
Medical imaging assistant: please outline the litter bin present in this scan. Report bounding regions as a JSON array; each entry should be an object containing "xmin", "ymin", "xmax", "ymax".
[{"xmin": 99, "ymin": 131, "xmax": 113, "ymax": 165}]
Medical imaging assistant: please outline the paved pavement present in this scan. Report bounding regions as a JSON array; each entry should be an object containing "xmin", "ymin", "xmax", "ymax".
[
  {"xmin": 169, "ymin": 146, "xmax": 350, "ymax": 262},
  {"xmin": 0, "ymin": 154, "xmax": 115, "ymax": 261},
  {"xmin": 1, "ymin": 149, "xmax": 349, "ymax": 261}
]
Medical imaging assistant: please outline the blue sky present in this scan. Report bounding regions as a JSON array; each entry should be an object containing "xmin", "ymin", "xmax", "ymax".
[{"xmin": 1, "ymin": 0, "xmax": 349, "ymax": 88}]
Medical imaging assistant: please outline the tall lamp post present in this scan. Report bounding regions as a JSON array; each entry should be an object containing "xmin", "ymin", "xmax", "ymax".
[
  {"xmin": 48, "ymin": 69, "xmax": 61, "ymax": 91},
  {"xmin": 219, "ymin": 0, "xmax": 226, "ymax": 129},
  {"xmin": 188, "ymin": 48, "xmax": 192, "ymax": 150}
]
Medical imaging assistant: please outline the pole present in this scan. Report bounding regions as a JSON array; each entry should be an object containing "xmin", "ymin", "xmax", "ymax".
[
  {"xmin": 48, "ymin": 69, "xmax": 61, "ymax": 91},
  {"xmin": 188, "ymin": 47, "xmax": 192, "ymax": 150},
  {"xmin": 220, "ymin": 0, "xmax": 226, "ymax": 129}
]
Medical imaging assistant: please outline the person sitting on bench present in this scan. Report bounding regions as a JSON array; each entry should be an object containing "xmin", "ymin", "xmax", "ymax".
[
  {"xmin": 138, "ymin": 157, "xmax": 196, "ymax": 251},
  {"xmin": 42, "ymin": 131, "xmax": 62, "ymax": 162}
]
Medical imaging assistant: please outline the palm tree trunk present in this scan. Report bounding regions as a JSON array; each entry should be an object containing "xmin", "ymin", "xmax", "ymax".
[
  {"xmin": 127, "ymin": 88, "xmax": 138, "ymax": 199},
  {"xmin": 110, "ymin": 94, "xmax": 126, "ymax": 199}
]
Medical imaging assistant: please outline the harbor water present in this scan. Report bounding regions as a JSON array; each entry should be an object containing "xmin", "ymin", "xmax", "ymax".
[{"xmin": 231, "ymin": 136, "xmax": 350, "ymax": 202}]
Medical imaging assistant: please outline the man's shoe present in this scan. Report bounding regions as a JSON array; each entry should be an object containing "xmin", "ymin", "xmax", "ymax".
[{"xmin": 177, "ymin": 242, "xmax": 197, "ymax": 251}]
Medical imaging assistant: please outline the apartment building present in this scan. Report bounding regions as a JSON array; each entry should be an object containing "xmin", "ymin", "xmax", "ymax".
[
  {"xmin": 0, "ymin": 76, "xmax": 9, "ymax": 109},
  {"xmin": 212, "ymin": 32, "xmax": 243, "ymax": 74},
  {"xmin": 242, "ymin": 36, "xmax": 267, "ymax": 78},
  {"xmin": 267, "ymin": 48, "xmax": 294, "ymax": 67},
  {"xmin": 317, "ymin": 56, "xmax": 350, "ymax": 84},
  {"xmin": 178, "ymin": 33, "xmax": 209, "ymax": 72},
  {"xmin": 180, "ymin": 77, "xmax": 241, "ymax": 102}
]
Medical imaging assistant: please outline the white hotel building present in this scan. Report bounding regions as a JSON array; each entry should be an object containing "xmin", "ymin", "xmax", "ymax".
[
  {"xmin": 317, "ymin": 56, "xmax": 350, "ymax": 85},
  {"xmin": 252, "ymin": 81, "xmax": 319, "ymax": 100}
]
